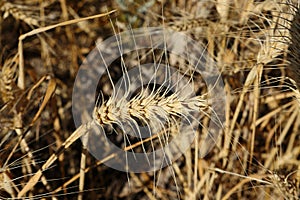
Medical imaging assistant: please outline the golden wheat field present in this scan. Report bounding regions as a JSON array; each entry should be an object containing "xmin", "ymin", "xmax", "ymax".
[{"xmin": 0, "ymin": 0, "xmax": 300, "ymax": 199}]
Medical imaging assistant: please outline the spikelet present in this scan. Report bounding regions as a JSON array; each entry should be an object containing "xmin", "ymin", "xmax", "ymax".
[
  {"xmin": 0, "ymin": 54, "xmax": 18, "ymax": 103},
  {"xmin": 268, "ymin": 171, "xmax": 299, "ymax": 200},
  {"xmin": 1, "ymin": 2, "xmax": 39, "ymax": 26},
  {"xmin": 94, "ymin": 83, "xmax": 208, "ymax": 129}
]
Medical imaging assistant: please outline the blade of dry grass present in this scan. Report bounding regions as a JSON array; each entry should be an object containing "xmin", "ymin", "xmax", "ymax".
[
  {"xmin": 17, "ymin": 123, "xmax": 90, "ymax": 197},
  {"xmin": 17, "ymin": 9, "xmax": 116, "ymax": 89}
]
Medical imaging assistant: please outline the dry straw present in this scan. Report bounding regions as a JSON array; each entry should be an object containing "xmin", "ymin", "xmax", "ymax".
[{"xmin": 1, "ymin": 0, "xmax": 300, "ymax": 199}]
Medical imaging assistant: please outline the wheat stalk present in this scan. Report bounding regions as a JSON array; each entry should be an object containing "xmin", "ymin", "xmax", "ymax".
[{"xmin": 18, "ymin": 31, "xmax": 213, "ymax": 198}]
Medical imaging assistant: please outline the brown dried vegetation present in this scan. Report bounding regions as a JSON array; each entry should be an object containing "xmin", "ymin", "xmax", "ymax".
[{"xmin": 0, "ymin": 0, "xmax": 299, "ymax": 199}]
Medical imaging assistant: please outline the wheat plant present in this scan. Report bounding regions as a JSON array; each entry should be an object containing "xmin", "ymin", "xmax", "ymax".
[{"xmin": 0, "ymin": 0, "xmax": 299, "ymax": 199}]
